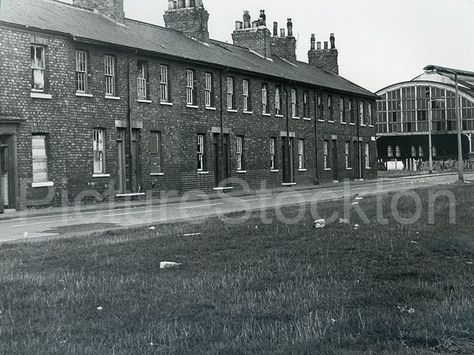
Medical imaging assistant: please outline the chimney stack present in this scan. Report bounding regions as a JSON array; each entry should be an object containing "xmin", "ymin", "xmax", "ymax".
[
  {"xmin": 73, "ymin": 0, "xmax": 125, "ymax": 22},
  {"xmin": 308, "ymin": 33, "xmax": 339, "ymax": 75},
  {"xmin": 270, "ymin": 18, "xmax": 296, "ymax": 62},
  {"xmin": 232, "ymin": 10, "xmax": 272, "ymax": 58},
  {"xmin": 163, "ymin": 0, "xmax": 210, "ymax": 42}
]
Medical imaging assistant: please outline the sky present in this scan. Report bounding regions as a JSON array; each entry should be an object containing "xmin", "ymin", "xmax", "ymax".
[{"xmin": 62, "ymin": 0, "xmax": 474, "ymax": 93}]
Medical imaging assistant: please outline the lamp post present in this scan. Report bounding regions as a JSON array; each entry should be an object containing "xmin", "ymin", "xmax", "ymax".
[{"xmin": 423, "ymin": 65, "xmax": 474, "ymax": 182}]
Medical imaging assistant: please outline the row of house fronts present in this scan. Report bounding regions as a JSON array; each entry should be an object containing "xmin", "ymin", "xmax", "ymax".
[{"xmin": 0, "ymin": 0, "xmax": 378, "ymax": 210}]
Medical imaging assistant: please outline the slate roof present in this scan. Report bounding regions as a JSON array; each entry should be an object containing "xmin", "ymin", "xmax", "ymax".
[{"xmin": 0, "ymin": 0, "xmax": 377, "ymax": 99}]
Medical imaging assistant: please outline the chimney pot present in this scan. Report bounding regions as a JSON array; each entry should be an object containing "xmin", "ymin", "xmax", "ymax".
[
  {"xmin": 235, "ymin": 21, "xmax": 243, "ymax": 30},
  {"xmin": 280, "ymin": 28, "xmax": 285, "ymax": 37},
  {"xmin": 317, "ymin": 41, "xmax": 321, "ymax": 50},
  {"xmin": 252, "ymin": 20, "xmax": 259, "ymax": 28},
  {"xmin": 310, "ymin": 34, "xmax": 315, "ymax": 51},
  {"xmin": 287, "ymin": 18, "xmax": 293, "ymax": 37},
  {"xmin": 330, "ymin": 33, "xmax": 336, "ymax": 49},
  {"xmin": 324, "ymin": 41, "xmax": 328, "ymax": 50},
  {"xmin": 259, "ymin": 10, "xmax": 266, "ymax": 27},
  {"xmin": 243, "ymin": 10, "xmax": 251, "ymax": 29},
  {"xmin": 273, "ymin": 22, "xmax": 278, "ymax": 36}
]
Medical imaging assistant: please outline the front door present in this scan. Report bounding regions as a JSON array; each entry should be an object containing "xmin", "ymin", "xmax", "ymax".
[
  {"xmin": 131, "ymin": 129, "xmax": 140, "ymax": 193},
  {"xmin": 0, "ymin": 136, "xmax": 11, "ymax": 209},
  {"xmin": 282, "ymin": 137, "xmax": 295, "ymax": 184},
  {"xmin": 213, "ymin": 133, "xmax": 230, "ymax": 187},
  {"xmin": 116, "ymin": 129, "xmax": 126, "ymax": 194}
]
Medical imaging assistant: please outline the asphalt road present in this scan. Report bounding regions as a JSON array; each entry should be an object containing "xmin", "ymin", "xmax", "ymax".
[{"xmin": 0, "ymin": 173, "xmax": 471, "ymax": 243}]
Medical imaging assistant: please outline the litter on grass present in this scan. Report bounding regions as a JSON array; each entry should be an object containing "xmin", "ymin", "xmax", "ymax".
[
  {"xmin": 314, "ymin": 219, "xmax": 326, "ymax": 229},
  {"xmin": 160, "ymin": 261, "xmax": 182, "ymax": 269}
]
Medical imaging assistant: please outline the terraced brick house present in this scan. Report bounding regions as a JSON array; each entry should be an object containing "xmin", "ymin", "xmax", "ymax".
[{"xmin": 0, "ymin": 0, "xmax": 377, "ymax": 210}]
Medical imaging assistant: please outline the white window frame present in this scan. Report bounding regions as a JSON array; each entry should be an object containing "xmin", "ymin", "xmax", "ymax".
[
  {"xmin": 93, "ymin": 129, "xmax": 106, "ymax": 174},
  {"xmin": 360, "ymin": 102, "xmax": 365, "ymax": 126},
  {"xmin": 323, "ymin": 140, "xmax": 330, "ymax": 170},
  {"xmin": 345, "ymin": 142, "xmax": 351, "ymax": 169},
  {"xmin": 104, "ymin": 55, "xmax": 116, "ymax": 96},
  {"xmin": 160, "ymin": 65, "xmax": 169, "ymax": 102},
  {"xmin": 186, "ymin": 69, "xmax": 194, "ymax": 105},
  {"xmin": 275, "ymin": 87, "xmax": 281, "ymax": 115},
  {"xmin": 137, "ymin": 61, "xmax": 148, "ymax": 100},
  {"xmin": 205, "ymin": 73, "xmax": 213, "ymax": 107},
  {"xmin": 150, "ymin": 131, "xmax": 162, "ymax": 174},
  {"xmin": 368, "ymin": 103, "xmax": 373, "ymax": 126},
  {"xmin": 227, "ymin": 77, "xmax": 234, "ymax": 110},
  {"xmin": 236, "ymin": 136, "xmax": 243, "ymax": 171},
  {"xmin": 317, "ymin": 94, "xmax": 324, "ymax": 120},
  {"xmin": 270, "ymin": 138, "xmax": 276, "ymax": 169},
  {"xmin": 328, "ymin": 95, "xmax": 333, "ymax": 121},
  {"xmin": 340, "ymin": 98, "xmax": 345, "ymax": 123},
  {"xmin": 365, "ymin": 143, "xmax": 370, "ymax": 169},
  {"xmin": 75, "ymin": 50, "xmax": 88, "ymax": 93},
  {"xmin": 298, "ymin": 139, "xmax": 305, "ymax": 169},
  {"xmin": 243, "ymin": 79, "xmax": 250, "ymax": 111},
  {"xmin": 303, "ymin": 91, "xmax": 310, "ymax": 118},
  {"xmin": 291, "ymin": 88, "xmax": 298, "ymax": 118},
  {"xmin": 197, "ymin": 134, "xmax": 205, "ymax": 171},
  {"xmin": 31, "ymin": 45, "xmax": 45, "ymax": 92},
  {"xmin": 32, "ymin": 135, "xmax": 48, "ymax": 183},
  {"xmin": 262, "ymin": 84, "xmax": 269, "ymax": 114}
]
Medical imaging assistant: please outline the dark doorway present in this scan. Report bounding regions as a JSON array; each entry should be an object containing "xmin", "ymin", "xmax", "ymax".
[
  {"xmin": 131, "ymin": 129, "xmax": 140, "ymax": 192},
  {"xmin": 282, "ymin": 137, "xmax": 295, "ymax": 184},
  {"xmin": 116, "ymin": 129, "xmax": 126, "ymax": 194},
  {"xmin": 213, "ymin": 133, "xmax": 230, "ymax": 187},
  {"xmin": 0, "ymin": 135, "xmax": 12, "ymax": 209}
]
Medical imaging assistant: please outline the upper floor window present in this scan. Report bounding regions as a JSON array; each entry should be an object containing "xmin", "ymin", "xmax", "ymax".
[
  {"xmin": 243, "ymin": 79, "xmax": 250, "ymax": 111},
  {"xmin": 339, "ymin": 98, "xmax": 345, "ymax": 123},
  {"xmin": 205, "ymin": 73, "xmax": 213, "ymax": 108},
  {"xmin": 303, "ymin": 91, "xmax": 310, "ymax": 118},
  {"xmin": 227, "ymin": 76, "xmax": 235, "ymax": 110},
  {"xmin": 328, "ymin": 95, "xmax": 333, "ymax": 121},
  {"xmin": 104, "ymin": 55, "xmax": 116, "ymax": 96},
  {"xmin": 186, "ymin": 69, "xmax": 195, "ymax": 105},
  {"xmin": 317, "ymin": 94, "xmax": 323, "ymax": 120},
  {"xmin": 291, "ymin": 89, "xmax": 298, "ymax": 118},
  {"xmin": 236, "ymin": 136, "xmax": 244, "ymax": 170},
  {"xmin": 349, "ymin": 99, "xmax": 355, "ymax": 124},
  {"xmin": 160, "ymin": 65, "xmax": 170, "ymax": 103},
  {"xmin": 31, "ymin": 45, "xmax": 45, "ymax": 91},
  {"xmin": 368, "ymin": 103, "xmax": 373, "ymax": 126},
  {"xmin": 275, "ymin": 86, "xmax": 282, "ymax": 115},
  {"xmin": 137, "ymin": 61, "xmax": 149, "ymax": 100},
  {"xmin": 93, "ymin": 129, "xmax": 106, "ymax": 174},
  {"xmin": 359, "ymin": 102, "xmax": 365, "ymax": 125},
  {"xmin": 262, "ymin": 84, "xmax": 269, "ymax": 114},
  {"xmin": 75, "ymin": 50, "xmax": 88, "ymax": 93}
]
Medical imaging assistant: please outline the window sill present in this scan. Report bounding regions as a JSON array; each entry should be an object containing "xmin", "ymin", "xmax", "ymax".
[
  {"xmin": 350, "ymin": 123, "xmax": 356, "ymax": 126},
  {"xmin": 160, "ymin": 102, "xmax": 173, "ymax": 106},
  {"xmin": 361, "ymin": 124, "xmax": 366, "ymax": 127},
  {"xmin": 150, "ymin": 173, "xmax": 165, "ymax": 176},
  {"xmin": 243, "ymin": 110, "xmax": 253, "ymax": 115},
  {"xmin": 298, "ymin": 169, "xmax": 307, "ymax": 172},
  {"xmin": 93, "ymin": 174, "xmax": 110, "ymax": 178},
  {"xmin": 341, "ymin": 122, "xmax": 347, "ymax": 125},
  {"xmin": 365, "ymin": 167, "xmax": 371, "ymax": 170},
  {"xmin": 282, "ymin": 183, "xmax": 297, "ymax": 186},
  {"xmin": 105, "ymin": 96, "xmax": 120, "ymax": 100},
  {"xmin": 32, "ymin": 181, "xmax": 54, "ymax": 188},
  {"xmin": 368, "ymin": 125, "xmax": 374, "ymax": 128},
  {"xmin": 76, "ymin": 92, "xmax": 93, "ymax": 98},
  {"xmin": 262, "ymin": 113, "xmax": 271, "ymax": 117},
  {"xmin": 346, "ymin": 167, "xmax": 353, "ymax": 170},
  {"xmin": 275, "ymin": 114, "xmax": 284, "ymax": 118},
  {"xmin": 197, "ymin": 171, "xmax": 210, "ymax": 175},
  {"xmin": 324, "ymin": 168, "xmax": 332, "ymax": 171},
  {"xmin": 187, "ymin": 105, "xmax": 199, "ymax": 109},
  {"xmin": 328, "ymin": 120, "xmax": 335, "ymax": 124},
  {"xmin": 206, "ymin": 106, "xmax": 217, "ymax": 111},
  {"xmin": 270, "ymin": 169, "xmax": 279, "ymax": 173},
  {"xmin": 317, "ymin": 119, "xmax": 325, "ymax": 122},
  {"xmin": 227, "ymin": 109, "xmax": 238, "ymax": 113},
  {"xmin": 303, "ymin": 117, "xmax": 311, "ymax": 121},
  {"xmin": 31, "ymin": 92, "xmax": 52, "ymax": 100},
  {"xmin": 137, "ymin": 99, "xmax": 152, "ymax": 104},
  {"xmin": 292, "ymin": 116, "xmax": 300, "ymax": 120},
  {"xmin": 213, "ymin": 187, "xmax": 234, "ymax": 191},
  {"xmin": 237, "ymin": 170, "xmax": 247, "ymax": 174}
]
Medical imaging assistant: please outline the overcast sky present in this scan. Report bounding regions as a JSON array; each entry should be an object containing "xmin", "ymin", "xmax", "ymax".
[{"xmin": 63, "ymin": 0, "xmax": 474, "ymax": 93}]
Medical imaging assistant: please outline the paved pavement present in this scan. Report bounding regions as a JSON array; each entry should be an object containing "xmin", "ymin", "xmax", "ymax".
[{"xmin": 0, "ymin": 173, "xmax": 472, "ymax": 243}]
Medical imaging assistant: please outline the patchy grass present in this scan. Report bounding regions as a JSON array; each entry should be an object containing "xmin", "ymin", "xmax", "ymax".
[{"xmin": 0, "ymin": 185, "xmax": 473, "ymax": 354}]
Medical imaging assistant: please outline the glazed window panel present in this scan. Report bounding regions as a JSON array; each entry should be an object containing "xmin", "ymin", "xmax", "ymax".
[
  {"xmin": 291, "ymin": 89, "xmax": 298, "ymax": 117},
  {"xmin": 197, "ymin": 134, "xmax": 205, "ymax": 171},
  {"xmin": 75, "ymin": 50, "xmax": 88, "ymax": 93},
  {"xmin": 236, "ymin": 136, "xmax": 243, "ymax": 171},
  {"xmin": 275, "ymin": 86, "xmax": 282, "ymax": 115},
  {"xmin": 303, "ymin": 91, "xmax": 310, "ymax": 118},
  {"xmin": 227, "ymin": 77, "xmax": 235, "ymax": 109},
  {"xmin": 104, "ymin": 55, "xmax": 116, "ymax": 96},
  {"xmin": 137, "ymin": 61, "xmax": 148, "ymax": 100},
  {"xmin": 242, "ymin": 79, "xmax": 250, "ymax": 111},
  {"xmin": 205, "ymin": 73, "xmax": 213, "ymax": 107},
  {"xmin": 93, "ymin": 129, "xmax": 106, "ymax": 174},
  {"xmin": 186, "ymin": 69, "xmax": 195, "ymax": 105},
  {"xmin": 262, "ymin": 84, "xmax": 269, "ymax": 114},
  {"xmin": 270, "ymin": 138, "xmax": 276, "ymax": 169},
  {"xmin": 323, "ymin": 140, "xmax": 330, "ymax": 169},
  {"xmin": 298, "ymin": 139, "xmax": 305, "ymax": 169},
  {"xmin": 31, "ymin": 45, "xmax": 45, "ymax": 91},
  {"xmin": 32, "ymin": 135, "xmax": 48, "ymax": 183},
  {"xmin": 340, "ymin": 98, "xmax": 345, "ymax": 123},
  {"xmin": 160, "ymin": 65, "xmax": 169, "ymax": 102}
]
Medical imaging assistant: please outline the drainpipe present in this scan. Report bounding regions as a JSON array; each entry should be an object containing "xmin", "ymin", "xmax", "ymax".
[
  {"xmin": 314, "ymin": 90, "xmax": 319, "ymax": 184},
  {"xmin": 283, "ymin": 87, "xmax": 290, "ymax": 183},
  {"xmin": 219, "ymin": 70, "xmax": 225, "ymax": 184},
  {"xmin": 357, "ymin": 98, "xmax": 362, "ymax": 180},
  {"xmin": 127, "ymin": 55, "xmax": 133, "ymax": 193}
]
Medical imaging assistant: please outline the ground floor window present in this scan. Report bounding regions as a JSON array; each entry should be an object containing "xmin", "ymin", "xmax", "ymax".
[
  {"xmin": 298, "ymin": 139, "xmax": 305, "ymax": 169},
  {"xmin": 197, "ymin": 134, "xmax": 205, "ymax": 171},
  {"xmin": 236, "ymin": 136, "xmax": 243, "ymax": 171},
  {"xmin": 32, "ymin": 135, "xmax": 48, "ymax": 183},
  {"xmin": 345, "ymin": 141, "xmax": 351, "ymax": 169},
  {"xmin": 93, "ymin": 129, "xmax": 105, "ymax": 174},
  {"xmin": 150, "ymin": 131, "xmax": 162, "ymax": 174},
  {"xmin": 270, "ymin": 138, "xmax": 276, "ymax": 169},
  {"xmin": 365, "ymin": 143, "xmax": 370, "ymax": 169},
  {"xmin": 323, "ymin": 140, "xmax": 330, "ymax": 169}
]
